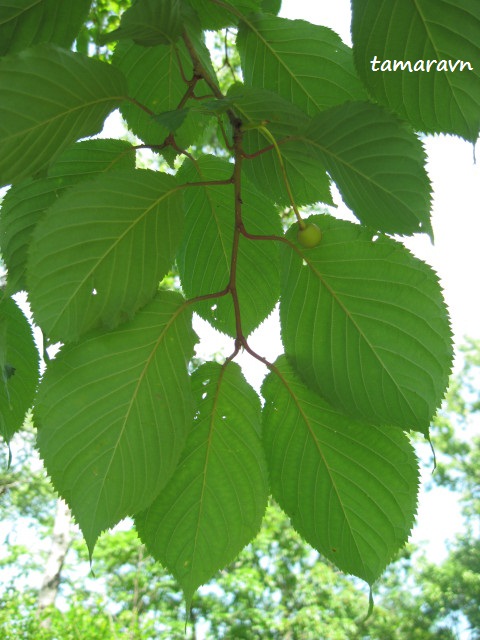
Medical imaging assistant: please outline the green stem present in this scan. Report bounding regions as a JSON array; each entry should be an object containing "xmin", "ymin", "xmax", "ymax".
[{"xmin": 256, "ymin": 125, "xmax": 305, "ymax": 230}]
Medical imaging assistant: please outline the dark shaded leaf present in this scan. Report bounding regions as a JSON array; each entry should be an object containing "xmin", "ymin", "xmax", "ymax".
[
  {"xmin": 0, "ymin": 0, "xmax": 92, "ymax": 56},
  {"xmin": 99, "ymin": 0, "xmax": 183, "ymax": 46},
  {"xmin": 0, "ymin": 297, "xmax": 39, "ymax": 442},
  {"xmin": 0, "ymin": 44, "xmax": 127, "ymax": 186}
]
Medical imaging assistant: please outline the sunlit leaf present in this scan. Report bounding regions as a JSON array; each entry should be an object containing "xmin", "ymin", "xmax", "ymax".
[
  {"xmin": 297, "ymin": 101, "xmax": 432, "ymax": 236},
  {"xmin": 136, "ymin": 361, "xmax": 268, "ymax": 608},
  {"xmin": 280, "ymin": 214, "xmax": 453, "ymax": 433},
  {"xmin": 27, "ymin": 169, "xmax": 183, "ymax": 342},
  {"xmin": 352, "ymin": 0, "xmax": 480, "ymax": 142},
  {"xmin": 36, "ymin": 291, "xmax": 196, "ymax": 554},
  {"xmin": 238, "ymin": 14, "xmax": 368, "ymax": 115},
  {"xmin": 0, "ymin": 139, "xmax": 134, "ymax": 294},
  {"xmin": 262, "ymin": 355, "xmax": 419, "ymax": 584}
]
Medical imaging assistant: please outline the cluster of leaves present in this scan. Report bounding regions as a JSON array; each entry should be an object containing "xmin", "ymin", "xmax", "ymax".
[
  {"xmin": 4, "ymin": 341, "xmax": 480, "ymax": 639},
  {"xmin": 0, "ymin": 0, "xmax": 478, "ymax": 613}
]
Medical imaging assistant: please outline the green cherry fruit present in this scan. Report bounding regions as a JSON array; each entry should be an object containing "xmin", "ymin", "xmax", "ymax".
[{"xmin": 297, "ymin": 223, "xmax": 322, "ymax": 248}]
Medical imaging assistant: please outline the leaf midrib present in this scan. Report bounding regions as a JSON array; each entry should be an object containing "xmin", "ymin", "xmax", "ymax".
[
  {"xmin": 90, "ymin": 299, "xmax": 190, "ymax": 535},
  {"xmin": 303, "ymin": 253, "xmax": 417, "ymax": 420},
  {"xmin": 48, "ymin": 183, "xmax": 182, "ymax": 336},
  {"xmin": 276, "ymin": 367, "xmax": 367, "ymax": 576},
  {"xmin": 2, "ymin": 92, "xmax": 126, "ymax": 145}
]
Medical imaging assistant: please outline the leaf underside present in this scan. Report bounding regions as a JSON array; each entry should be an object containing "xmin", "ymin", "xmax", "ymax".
[
  {"xmin": 262, "ymin": 356, "xmax": 419, "ymax": 585},
  {"xmin": 177, "ymin": 155, "xmax": 282, "ymax": 337},
  {"xmin": 280, "ymin": 214, "xmax": 453, "ymax": 433},
  {"xmin": 0, "ymin": 43, "xmax": 127, "ymax": 187},
  {"xmin": 0, "ymin": 0, "xmax": 464, "ymax": 603},
  {"xmin": 36, "ymin": 291, "xmax": 197, "ymax": 554},
  {"xmin": 136, "ymin": 361, "xmax": 269, "ymax": 608},
  {"xmin": 351, "ymin": 0, "xmax": 480, "ymax": 141},
  {"xmin": 0, "ymin": 297, "xmax": 39, "ymax": 442},
  {"xmin": 27, "ymin": 169, "xmax": 183, "ymax": 342},
  {"xmin": 0, "ymin": 0, "xmax": 92, "ymax": 56},
  {"xmin": 0, "ymin": 139, "xmax": 135, "ymax": 295}
]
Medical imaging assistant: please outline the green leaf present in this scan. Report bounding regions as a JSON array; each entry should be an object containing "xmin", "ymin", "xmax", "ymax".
[
  {"xmin": 237, "ymin": 14, "xmax": 368, "ymax": 115},
  {"xmin": 99, "ymin": 0, "xmax": 183, "ymax": 46},
  {"xmin": 262, "ymin": 356, "xmax": 419, "ymax": 584},
  {"xmin": 0, "ymin": 139, "xmax": 135, "ymax": 294},
  {"xmin": 36, "ymin": 291, "xmax": 196, "ymax": 554},
  {"xmin": 112, "ymin": 39, "xmax": 212, "ymax": 152},
  {"xmin": 0, "ymin": 0, "xmax": 92, "ymax": 56},
  {"xmin": 27, "ymin": 169, "xmax": 183, "ymax": 342},
  {"xmin": 47, "ymin": 138, "xmax": 135, "ymax": 187},
  {"xmin": 186, "ymin": 0, "xmax": 261, "ymax": 30},
  {"xmin": 229, "ymin": 83, "xmax": 310, "ymax": 138},
  {"xmin": 0, "ymin": 297, "xmax": 39, "ymax": 442},
  {"xmin": 351, "ymin": 0, "xmax": 480, "ymax": 142},
  {"xmin": 261, "ymin": 0, "xmax": 281, "ymax": 14},
  {"xmin": 228, "ymin": 84, "xmax": 333, "ymax": 207},
  {"xmin": 297, "ymin": 101, "xmax": 432, "ymax": 236},
  {"xmin": 135, "ymin": 361, "xmax": 269, "ymax": 609},
  {"xmin": 280, "ymin": 214, "xmax": 453, "ymax": 433},
  {"xmin": 0, "ymin": 44, "xmax": 127, "ymax": 187},
  {"xmin": 177, "ymin": 156, "xmax": 282, "ymax": 337},
  {"xmin": 152, "ymin": 108, "xmax": 190, "ymax": 132}
]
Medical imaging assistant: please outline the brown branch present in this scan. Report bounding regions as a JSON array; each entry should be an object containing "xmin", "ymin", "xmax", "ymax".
[
  {"xmin": 239, "ymin": 225, "xmax": 290, "ymax": 245},
  {"xmin": 240, "ymin": 337, "xmax": 276, "ymax": 372},
  {"xmin": 177, "ymin": 76, "xmax": 200, "ymax": 110},
  {"xmin": 173, "ymin": 42, "xmax": 191, "ymax": 85},
  {"xmin": 218, "ymin": 118, "xmax": 234, "ymax": 150},
  {"xmin": 186, "ymin": 287, "xmax": 231, "ymax": 306},
  {"xmin": 227, "ymin": 118, "xmax": 247, "ymax": 344},
  {"xmin": 241, "ymin": 144, "xmax": 275, "ymax": 159},
  {"xmin": 179, "ymin": 177, "xmax": 234, "ymax": 189},
  {"xmin": 183, "ymin": 33, "xmax": 224, "ymax": 102}
]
